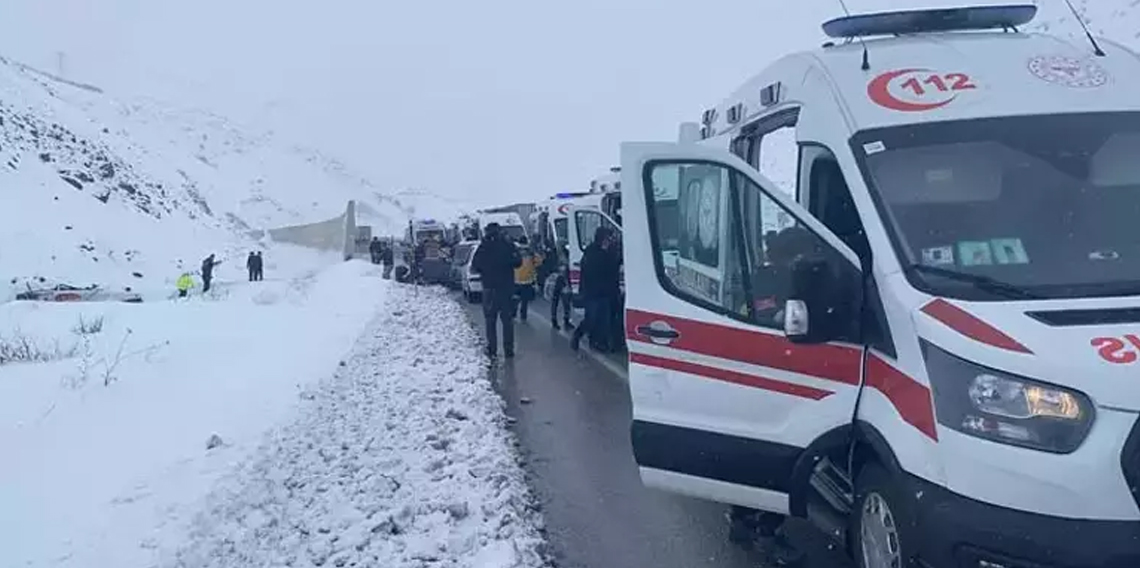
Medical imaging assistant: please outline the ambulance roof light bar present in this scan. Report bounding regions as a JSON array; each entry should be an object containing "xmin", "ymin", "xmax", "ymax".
[{"xmin": 821, "ymin": 4, "xmax": 1037, "ymax": 39}]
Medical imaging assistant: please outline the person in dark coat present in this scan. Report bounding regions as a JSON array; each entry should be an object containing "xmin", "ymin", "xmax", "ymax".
[
  {"xmin": 548, "ymin": 242, "xmax": 573, "ymax": 330},
  {"xmin": 379, "ymin": 241, "xmax": 395, "ymax": 279},
  {"xmin": 201, "ymin": 254, "xmax": 221, "ymax": 292},
  {"xmin": 369, "ymin": 237, "xmax": 383, "ymax": 264},
  {"xmin": 571, "ymin": 227, "xmax": 621, "ymax": 352},
  {"xmin": 253, "ymin": 251, "xmax": 264, "ymax": 281},
  {"xmin": 470, "ymin": 223, "xmax": 522, "ymax": 358},
  {"xmin": 246, "ymin": 252, "xmax": 257, "ymax": 282}
]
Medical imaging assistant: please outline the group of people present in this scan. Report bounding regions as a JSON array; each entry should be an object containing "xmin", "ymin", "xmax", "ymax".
[
  {"xmin": 174, "ymin": 251, "xmax": 266, "ymax": 298},
  {"xmin": 471, "ymin": 222, "xmax": 624, "ymax": 359},
  {"xmin": 246, "ymin": 251, "xmax": 265, "ymax": 282}
]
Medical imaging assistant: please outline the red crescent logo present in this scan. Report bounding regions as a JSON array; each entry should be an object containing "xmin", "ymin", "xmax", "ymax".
[
  {"xmin": 867, "ymin": 68, "xmax": 956, "ymax": 112},
  {"xmin": 557, "ymin": 203, "xmax": 571, "ymax": 214}
]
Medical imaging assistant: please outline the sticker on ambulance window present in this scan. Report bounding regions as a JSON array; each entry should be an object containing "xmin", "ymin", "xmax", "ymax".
[
  {"xmin": 921, "ymin": 245, "xmax": 954, "ymax": 266},
  {"xmin": 863, "ymin": 141, "xmax": 886, "ymax": 155},
  {"xmin": 957, "ymin": 241, "xmax": 994, "ymax": 266},
  {"xmin": 990, "ymin": 238, "xmax": 1029, "ymax": 265}
]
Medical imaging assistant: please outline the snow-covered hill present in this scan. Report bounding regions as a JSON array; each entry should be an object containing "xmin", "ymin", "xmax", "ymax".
[
  {"xmin": 0, "ymin": 55, "xmax": 448, "ymax": 301},
  {"xmin": 1033, "ymin": 0, "xmax": 1140, "ymax": 42}
]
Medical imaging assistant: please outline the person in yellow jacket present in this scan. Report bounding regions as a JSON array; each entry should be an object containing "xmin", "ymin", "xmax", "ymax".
[
  {"xmin": 513, "ymin": 236, "xmax": 541, "ymax": 321},
  {"xmin": 176, "ymin": 272, "xmax": 195, "ymax": 298}
]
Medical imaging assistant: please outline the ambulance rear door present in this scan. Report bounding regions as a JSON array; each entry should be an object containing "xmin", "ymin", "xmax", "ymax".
[
  {"xmin": 621, "ymin": 141, "xmax": 864, "ymax": 513},
  {"xmin": 566, "ymin": 205, "xmax": 622, "ymax": 298}
]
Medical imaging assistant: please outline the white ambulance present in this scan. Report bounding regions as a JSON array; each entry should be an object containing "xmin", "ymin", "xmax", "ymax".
[
  {"xmin": 621, "ymin": 4, "xmax": 1140, "ymax": 568},
  {"xmin": 476, "ymin": 211, "xmax": 527, "ymax": 242},
  {"xmin": 565, "ymin": 169, "xmax": 625, "ymax": 300},
  {"xmin": 533, "ymin": 192, "xmax": 596, "ymax": 253}
]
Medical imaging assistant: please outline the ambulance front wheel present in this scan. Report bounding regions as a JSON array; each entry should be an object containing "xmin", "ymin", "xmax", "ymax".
[{"xmin": 852, "ymin": 463, "xmax": 917, "ymax": 568}]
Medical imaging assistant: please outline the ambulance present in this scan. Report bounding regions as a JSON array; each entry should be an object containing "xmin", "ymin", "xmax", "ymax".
[
  {"xmin": 620, "ymin": 5, "xmax": 1140, "ymax": 568},
  {"xmin": 533, "ymin": 191, "xmax": 596, "ymax": 253},
  {"xmin": 565, "ymin": 170, "xmax": 625, "ymax": 300},
  {"xmin": 476, "ymin": 211, "xmax": 527, "ymax": 242}
]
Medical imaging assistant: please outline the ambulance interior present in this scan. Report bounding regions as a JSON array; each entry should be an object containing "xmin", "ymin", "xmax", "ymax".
[{"xmin": 857, "ymin": 111, "xmax": 1140, "ymax": 300}]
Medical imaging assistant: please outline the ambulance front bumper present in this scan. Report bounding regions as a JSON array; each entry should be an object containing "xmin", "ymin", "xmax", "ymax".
[{"xmin": 908, "ymin": 472, "xmax": 1140, "ymax": 568}]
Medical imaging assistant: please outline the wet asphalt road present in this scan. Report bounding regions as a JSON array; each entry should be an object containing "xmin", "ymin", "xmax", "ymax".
[{"xmin": 456, "ymin": 293, "xmax": 854, "ymax": 568}]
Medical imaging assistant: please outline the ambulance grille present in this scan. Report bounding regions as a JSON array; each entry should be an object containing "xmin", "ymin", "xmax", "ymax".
[
  {"xmin": 1121, "ymin": 417, "xmax": 1140, "ymax": 511},
  {"xmin": 1025, "ymin": 308, "xmax": 1140, "ymax": 327}
]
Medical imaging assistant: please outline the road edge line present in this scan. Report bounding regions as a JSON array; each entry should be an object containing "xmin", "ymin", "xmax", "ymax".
[{"xmin": 526, "ymin": 303, "xmax": 629, "ymax": 382}]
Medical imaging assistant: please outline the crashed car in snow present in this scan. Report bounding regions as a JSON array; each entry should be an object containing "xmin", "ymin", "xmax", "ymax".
[{"xmin": 14, "ymin": 282, "xmax": 142, "ymax": 303}]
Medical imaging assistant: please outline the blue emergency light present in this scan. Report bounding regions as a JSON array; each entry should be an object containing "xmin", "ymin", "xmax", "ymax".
[
  {"xmin": 822, "ymin": 4, "xmax": 1037, "ymax": 39},
  {"xmin": 554, "ymin": 192, "xmax": 590, "ymax": 199}
]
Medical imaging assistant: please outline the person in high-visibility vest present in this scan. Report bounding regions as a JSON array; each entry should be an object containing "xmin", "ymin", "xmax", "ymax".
[
  {"xmin": 176, "ymin": 272, "xmax": 194, "ymax": 298},
  {"xmin": 513, "ymin": 236, "xmax": 540, "ymax": 321}
]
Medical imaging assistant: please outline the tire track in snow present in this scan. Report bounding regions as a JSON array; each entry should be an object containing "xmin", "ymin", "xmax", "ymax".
[{"xmin": 162, "ymin": 284, "xmax": 550, "ymax": 568}]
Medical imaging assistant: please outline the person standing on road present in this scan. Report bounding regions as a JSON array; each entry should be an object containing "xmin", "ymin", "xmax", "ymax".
[
  {"xmin": 513, "ymin": 235, "xmax": 538, "ymax": 322},
  {"xmin": 246, "ymin": 252, "xmax": 257, "ymax": 282},
  {"xmin": 369, "ymin": 237, "xmax": 383, "ymax": 264},
  {"xmin": 253, "ymin": 251, "xmax": 264, "ymax": 281},
  {"xmin": 380, "ymin": 241, "xmax": 395, "ymax": 279},
  {"xmin": 201, "ymin": 254, "xmax": 221, "ymax": 293},
  {"xmin": 471, "ymin": 223, "xmax": 522, "ymax": 359},
  {"xmin": 571, "ymin": 227, "xmax": 620, "ymax": 352},
  {"xmin": 549, "ymin": 242, "xmax": 573, "ymax": 330}
]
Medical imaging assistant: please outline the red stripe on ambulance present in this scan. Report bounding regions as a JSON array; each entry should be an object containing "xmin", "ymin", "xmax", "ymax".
[
  {"xmin": 920, "ymin": 298, "xmax": 1032, "ymax": 354},
  {"xmin": 624, "ymin": 309, "xmax": 861, "ymax": 385},
  {"xmin": 629, "ymin": 352, "xmax": 834, "ymax": 400},
  {"xmin": 865, "ymin": 354, "xmax": 938, "ymax": 441},
  {"xmin": 625, "ymin": 309, "xmax": 938, "ymax": 441}
]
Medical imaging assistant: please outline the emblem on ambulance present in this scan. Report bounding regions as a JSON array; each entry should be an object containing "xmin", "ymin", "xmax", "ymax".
[{"xmin": 1027, "ymin": 55, "xmax": 1109, "ymax": 88}]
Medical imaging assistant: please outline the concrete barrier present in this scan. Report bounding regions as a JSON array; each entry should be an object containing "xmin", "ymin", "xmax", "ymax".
[{"xmin": 254, "ymin": 200, "xmax": 358, "ymax": 260}]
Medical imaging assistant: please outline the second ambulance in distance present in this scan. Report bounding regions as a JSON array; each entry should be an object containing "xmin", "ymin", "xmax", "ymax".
[{"xmin": 621, "ymin": 5, "xmax": 1140, "ymax": 568}]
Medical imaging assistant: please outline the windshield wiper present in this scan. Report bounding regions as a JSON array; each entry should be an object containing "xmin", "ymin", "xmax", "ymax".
[{"xmin": 908, "ymin": 264, "xmax": 1043, "ymax": 300}]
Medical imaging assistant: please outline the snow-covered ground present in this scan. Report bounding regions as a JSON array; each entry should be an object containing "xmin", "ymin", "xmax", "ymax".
[
  {"xmin": 161, "ymin": 285, "xmax": 547, "ymax": 568},
  {"xmin": 0, "ymin": 271, "xmax": 547, "ymax": 568}
]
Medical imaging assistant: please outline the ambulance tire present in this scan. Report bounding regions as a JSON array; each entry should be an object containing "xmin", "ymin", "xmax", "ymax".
[{"xmin": 851, "ymin": 463, "xmax": 917, "ymax": 568}]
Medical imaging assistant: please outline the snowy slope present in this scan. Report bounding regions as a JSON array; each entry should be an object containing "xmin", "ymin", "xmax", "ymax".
[
  {"xmin": 0, "ymin": 55, "xmax": 438, "ymax": 301},
  {"xmin": 1032, "ymin": 0, "xmax": 1140, "ymax": 43}
]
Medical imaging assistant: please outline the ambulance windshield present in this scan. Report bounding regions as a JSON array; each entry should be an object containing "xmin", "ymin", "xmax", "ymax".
[
  {"xmin": 854, "ymin": 111, "xmax": 1140, "ymax": 301},
  {"xmin": 500, "ymin": 224, "xmax": 527, "ymax": 242}
]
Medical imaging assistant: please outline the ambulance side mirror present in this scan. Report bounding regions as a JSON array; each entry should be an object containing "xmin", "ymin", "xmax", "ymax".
[{"xmin": 784, "ymin": 254, "xmax": 861, "ymax": 344}]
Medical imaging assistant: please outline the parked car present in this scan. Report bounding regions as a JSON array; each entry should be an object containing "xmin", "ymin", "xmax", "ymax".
[
  {"xmin": 455, "ymin": 240, "xmax": 482, "ymax": 303},
  {"xmin": 447, "ymin": 241, "xmax": 475, "ymax": 289}
]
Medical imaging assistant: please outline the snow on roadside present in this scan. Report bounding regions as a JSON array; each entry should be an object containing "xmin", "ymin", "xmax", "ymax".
[
  {"xmin": 161, "ymin": 284, "xmax": 550, "ymax": 568},
  {"xmin": 0, "ymin": 260, "xmax": 389, "ymax": 568}
]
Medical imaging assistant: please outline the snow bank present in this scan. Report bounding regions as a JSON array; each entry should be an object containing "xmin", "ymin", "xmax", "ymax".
[
  {"xmin": 0, "ymin": 260, "xmax": 389, "ymax": 568},
  {"xmin": 161, "ymin": 285, "xmax": 549, "ymax": 568}
]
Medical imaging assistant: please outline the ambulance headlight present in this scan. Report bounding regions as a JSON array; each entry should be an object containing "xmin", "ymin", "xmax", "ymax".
[{"xmin": 922, "ymin": 342, "xmax": 1094, "ymax": 454}]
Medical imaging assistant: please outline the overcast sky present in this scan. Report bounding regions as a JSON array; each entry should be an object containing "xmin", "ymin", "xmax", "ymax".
[{"xmin": 0, "ymin": 0, "xmax": 1101, "ymax": 209}]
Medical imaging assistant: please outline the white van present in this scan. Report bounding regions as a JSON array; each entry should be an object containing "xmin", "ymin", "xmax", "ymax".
[
  {"xmin": 565, "ymin": 198, "xmax": 622, "ymax": 301},
  {"xmin": 621, "ymin": 5, "xmax": 1140, "ymax": 568},
  {"xmin": 533, "ymin": 192, "xmax": 595, "ymax": 252},
  {"xmin": 477, "ymin": 211, "xmax": 527, "ymax": 242}
]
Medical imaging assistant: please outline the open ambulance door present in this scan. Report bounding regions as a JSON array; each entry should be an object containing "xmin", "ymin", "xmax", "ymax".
[
  {"xmin": 565, "ymin": 205, "xmax": 622, "ymax": 300},
  {"xmin": 620, "ymin": 141, "xmax": 864, "ymax": 515}
]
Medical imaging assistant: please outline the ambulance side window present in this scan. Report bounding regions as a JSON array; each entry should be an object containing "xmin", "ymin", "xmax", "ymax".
[
  {"xmin": 575, "ymin": 210, "xmax": 604, "ymax": 250},
  {"xmin": 645, "ymin": 161, "xmax": 833, "ymax": 330}
]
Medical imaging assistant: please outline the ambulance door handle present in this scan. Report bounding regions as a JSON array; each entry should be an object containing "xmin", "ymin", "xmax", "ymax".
[{"xmin": 636, "ymin": 322, "xmax": 680, "ymax": 342}]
